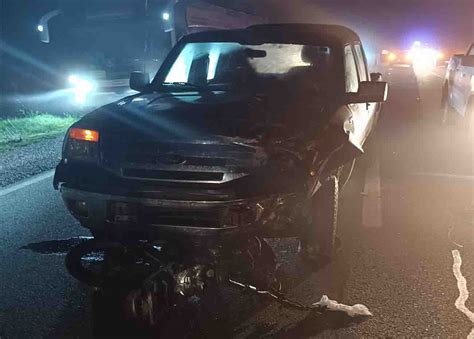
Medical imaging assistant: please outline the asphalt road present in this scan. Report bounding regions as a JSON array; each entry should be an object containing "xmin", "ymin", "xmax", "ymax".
[{"xmin": 0, "ymin": 66, "xmax": 473, "ymax": 338}]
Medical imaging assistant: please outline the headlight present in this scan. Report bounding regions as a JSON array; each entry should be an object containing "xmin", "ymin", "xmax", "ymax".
[
  {"xmin": 409, "ymin": 44, "xmax": 439, "ymax": 76},
  {"xmin": 64, "ymin": 128, "xmax": 100, "ymax": 162},
  {"xmin": 68, "ymin": 75, "xmax": 95, "ymax": 104}
]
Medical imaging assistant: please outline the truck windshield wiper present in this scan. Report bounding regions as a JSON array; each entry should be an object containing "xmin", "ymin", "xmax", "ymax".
[{"xmin": 162, "ymin": 82, "xmax": 202, "ymax": 89}]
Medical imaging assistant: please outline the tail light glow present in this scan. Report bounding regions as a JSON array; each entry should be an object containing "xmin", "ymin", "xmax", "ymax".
[{"xmin": 388, "ymin": 53, "xmax": 397, "ymax": 61}]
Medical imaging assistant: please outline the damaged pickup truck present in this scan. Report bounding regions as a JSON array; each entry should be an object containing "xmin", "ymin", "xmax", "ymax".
[{"xmin": 55, "ymin": 24, "xmax": 387, "ymax": 291}]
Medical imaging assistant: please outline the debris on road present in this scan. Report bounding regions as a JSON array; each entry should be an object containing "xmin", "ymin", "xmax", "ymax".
[
  {"xmin": 313, "ymin": 295, "xmax": 373, "ymax": 317},
  {"xmin": 228, "ymin": 278, "xmax": 316, "ymax": 311},
  {"xmin": 229, "ymin": 278, "xmax": 373, "ymax": 319},
  {"xmin": 451, "ymin": 250, "xmax": 474, "ymax": 339}
]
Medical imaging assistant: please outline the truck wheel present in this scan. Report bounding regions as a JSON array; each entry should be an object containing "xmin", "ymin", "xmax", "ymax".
[
  {"xmin": 300, "ymin": 175, "xmax": 339, "ymax": 265},
  {"xmin": 337, "ymin": 159, "xmax": 356, "ymax": 192}
]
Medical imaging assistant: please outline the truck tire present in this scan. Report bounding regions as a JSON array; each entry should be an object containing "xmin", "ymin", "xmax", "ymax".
[
  {"xmin": 337, "ymin": 159, "xmax": 356, "ymax": 192},
  {"xmin": 300, "ymin": 175, "xmax": 339, "ymax": 265}
]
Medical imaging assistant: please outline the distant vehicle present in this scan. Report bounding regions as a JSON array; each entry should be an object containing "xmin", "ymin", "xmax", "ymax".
[
  {"xmin": 381, "ymin": 48, "xmax": 411, "ymax": 66},
  {"xmin": 55, "ymin": 25, "xmax": 387, "ymax": 302},
  {"xmin": 380, "ymin": 42, "xmax": 445, "ymax": 69},
  {"xmin": 36, "ymin": 0, "xmax": 266, "ymax": 106},
  {"xmin": 442, "ymin": 44, "xmax": 474, "ymax": 129}
]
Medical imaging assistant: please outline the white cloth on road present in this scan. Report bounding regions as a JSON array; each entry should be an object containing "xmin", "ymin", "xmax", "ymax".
[{"xmin": 313, "ymin": 295, "xmax": 373, "ymax": 317}]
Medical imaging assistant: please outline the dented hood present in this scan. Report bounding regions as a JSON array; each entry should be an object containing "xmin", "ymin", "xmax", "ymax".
[{"xmin": 76, "ymin": 88, "xmax": 328, "ymax": 143}]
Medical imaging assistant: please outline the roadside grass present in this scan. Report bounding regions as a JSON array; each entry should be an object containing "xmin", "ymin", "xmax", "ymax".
[{"xmin": 0, "ymin": 113, "xmax": 77, "ymax": 152}]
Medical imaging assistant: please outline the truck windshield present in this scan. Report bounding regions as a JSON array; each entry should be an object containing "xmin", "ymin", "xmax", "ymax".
[{"xmin": 156, "ymin": 42, "xmax": 333, "ymax": 91}]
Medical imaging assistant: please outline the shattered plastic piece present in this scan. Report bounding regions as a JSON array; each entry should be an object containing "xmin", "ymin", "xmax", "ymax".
[{"xmin": 313, "ymin": 295, "xmax": 373, "ymax": 317}]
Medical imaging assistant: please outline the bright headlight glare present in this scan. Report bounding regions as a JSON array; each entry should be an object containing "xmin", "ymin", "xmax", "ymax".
[
  {"xmin": 68, "ymin": 75, "xmax": 94, "ymax": 93},
  {"xmin": 411, "ymin": 48, "xmax": 439, "ymax": 77},
  {"xmin": 68, "ymin": 74, "xmax": 95, "ymax": 104},
  {"xmin": 68, "ymin": 75, "xmax": 78, "ymax": 83},
  {"xmin": 410, "ymin": 47, "xmax": 438, "ymax": 64},
  {"xmin": 388, "ymin": 53, "xmax": 397, "ymax": 61}
]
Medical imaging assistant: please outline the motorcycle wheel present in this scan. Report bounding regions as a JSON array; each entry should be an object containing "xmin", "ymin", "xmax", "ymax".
[
  {"xmin": 65, "ymin": 239, "xmax": 158, "ymax": 288},
  {"xmin": 65, "ymin": 239, "xmax": 123, "ymax": 288}
]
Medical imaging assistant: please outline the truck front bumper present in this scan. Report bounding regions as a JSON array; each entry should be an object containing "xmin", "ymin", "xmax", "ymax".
[{"xmin": 60, "ymin": 185, "xmax": 294, "ymax": 240}]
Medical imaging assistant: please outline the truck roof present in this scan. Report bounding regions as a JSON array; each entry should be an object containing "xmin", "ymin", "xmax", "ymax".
[{"xmin": 181, "ymin": 23, "xmax": 361, "ymax": 46}]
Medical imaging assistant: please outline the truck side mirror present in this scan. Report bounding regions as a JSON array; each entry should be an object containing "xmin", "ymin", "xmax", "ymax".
[
  {"xmin": 461, "ymin": 56, "xmax": 474, "ymax": 67},
  {"xmin": 130, "ymin": 72, "xmax": 150, "ymax": 92},
  {"xmin": 370, "ymin": 72, "xmax": 383, "ymax": 82},
  {"xmin": 346, "ymin": 81, "xmax": 388, "ymax": 104}
]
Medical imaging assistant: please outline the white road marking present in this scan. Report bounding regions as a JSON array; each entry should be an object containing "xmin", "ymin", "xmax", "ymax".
[
  {"xmin": 362, "ymin": 157, "xmax": 383, "ymax": 228},
  {"xmin": 0, "ymin": 170, "xmax": 54, "ymax": 197},
  {"xmin": 412, "ymin": 172, "xmax": 474, "ymax": 182},
  {"xmin": 451, "ymin": 249, "xmax": 474, "ymax": 339}
]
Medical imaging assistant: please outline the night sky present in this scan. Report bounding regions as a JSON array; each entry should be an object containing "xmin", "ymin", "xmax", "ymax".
[
  {"xmin": 268, "ymin": 0, "xmax": 473, "ymax": 52},
  {"xmin": 1, "ymin": 0, "xmax": 472, "ymax": 50},
  {"xmin": 0, "ymin": 0, "xmax": 472, "ymax": 74}
]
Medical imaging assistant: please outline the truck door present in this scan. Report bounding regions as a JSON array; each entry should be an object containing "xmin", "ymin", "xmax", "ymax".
[
  {"xmin": 459, "ymin": 44, "xmax": 474, "ymax": 114},
  {"xmin": 344, "ymin": 44, "xmax": 369, "ymax": 150},
  {"xmin": 354, "ymin": 43, "xmax": 377, "ymax": 138},
  {"xmin": 451, "ymin": 45, "xmax": 474, "ymax": 115},
  {"xmin": 451, "ymin": 65, "xmax": 463, "ymax": 114}
]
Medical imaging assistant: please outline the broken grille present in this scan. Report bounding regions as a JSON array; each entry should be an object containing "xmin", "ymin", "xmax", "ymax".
[
  {"xmin": 104, "ymin": 141, "xmax": 261, "ymax": 183},
  {"xmin": 122, "ymin": 169, "xmax": 224, "ymax": 182}
]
